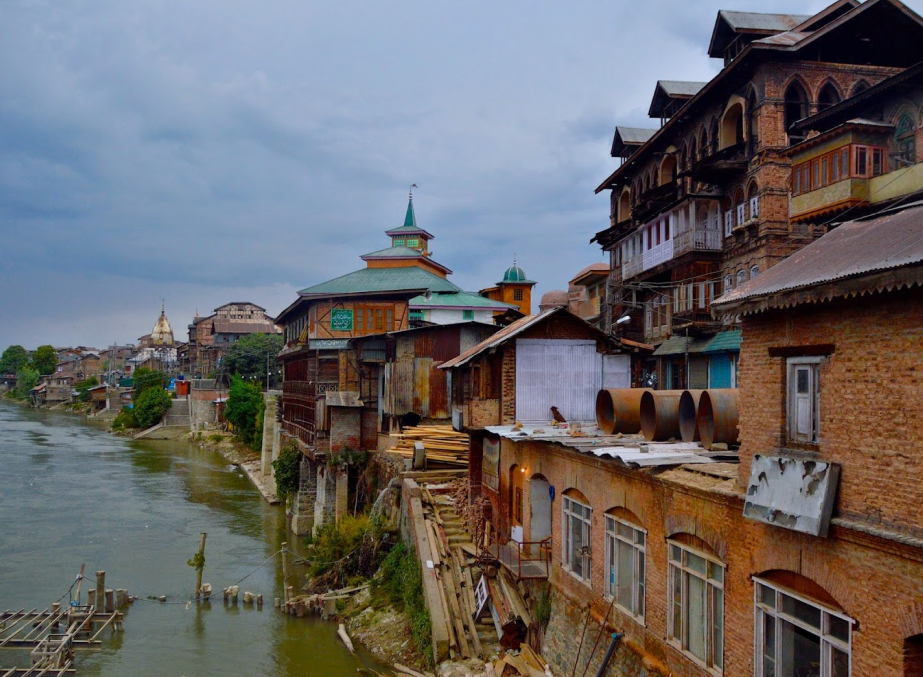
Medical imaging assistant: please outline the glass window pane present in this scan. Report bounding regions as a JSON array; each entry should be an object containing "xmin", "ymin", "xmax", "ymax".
[
  {"xmin": 797, "ymin": 368, "xmax": 810, "ymax": 394},
  {"xmin": 670, "ymin": 544, "xmax": 681, "ymax": 562},
  {"xmin": 779, "ymin": 619, "xmax": 820, "ymax": 676},
  {"xmin": 637, "ymin": 552, "xmax": 645, "ymax": 617},
  {"xmin": 605, "ymin": 516, "xmax": 614, "ymax": 533},
  {"xmin": 671, "ymin": 566, "xmax": 682, "ymax": 639},
  {"xmin": 759, "ymin": 584, "xmax": 776, "ymax": 608},
  {"xmin": 708, "ymin": 561, "xmax": 724, "ymax": 583},
  {"xmin": 686, "ymin": 551, "xmax": 707, "ymax": 575},
  {"xmin": 687, "ymin": 573, "xmax": 707, "ymax": 660},
  {"xmin": 762, "ymin": 613, "xmax": 776, "ymax": 677},
  {"xmin": 827, "ymin": 614, "xmax": 850, "ymax": 643},
  {"xmin": 831, "ymin": 645, "xmax": 850, "ymax": 677},
  {"xmin": 636, "ymin": 531, "xmax": 645, "ymax": 546},
  {"xmin": 711, "ymin": 587, "xmax": 724, "ymax": 669},
  {"xmin": 781, "ymin": 593, "xmax": 821, "ymax": 629},
  {"xmin": 617, "ymin": 541, "xmax": 634, "ymax": 611},
  {"xmin": 618, "ymin": 522, "xmax": 633, "ymax": 539},
  {"xmin": 571, "ymin": 514, "xmax": 583, "ymax": 577}
]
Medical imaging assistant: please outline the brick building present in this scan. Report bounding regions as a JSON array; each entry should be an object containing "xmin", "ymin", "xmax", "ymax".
[
  {"xmin": 593, "ymin": 0, "xmax": 923, "ymax": 389},
  {"xmin": 478, "ymin": 205, "xmax": 923, "ymax": 677},
  {"xmin": 183, "ymin": 302, "xmax": 281, "ymax": 378}
]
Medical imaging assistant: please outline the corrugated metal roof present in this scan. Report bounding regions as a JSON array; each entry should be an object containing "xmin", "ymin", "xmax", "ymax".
[
  {"xmin": 752, "ymin": 30, "xmax": 811, "ymax": 47},
  {"xmin": 438, "ymin": 307, "xmax": 561, "ymax": 369},
  {"xmin": 652, "ymin": 335, "xmax": 712, "ymax": 356},
  {"xmin": 298, "ymin": 267, "xmax": 461, "ymax": 297},
  {"xmin": 719, "ymin": 10, "xmax": 810, "ymax": 32},
  {"xmin": 485, "ymin": 425, "xmax": 718, "ymax": 467},
  {"xmin": 409, "ymin": 290, "xmax": 517, "ymax": 310},
  {"xmin": 657, "ymin": 80, "xmax": 708, "ymax": 97},
  {"xmin": 616, "ymin": 127, "xmax": 657, "ymax": 145},
  {"xmin": 570, "ymin": 262, "xmax": 610, "ymax": 285},
  {"xmin": 714, "ymin": 202, "xmax": 923, "ymax": 313},
  {"xmin": 703, "ymin": 330, "xmax": 741, "ymax": 354}
]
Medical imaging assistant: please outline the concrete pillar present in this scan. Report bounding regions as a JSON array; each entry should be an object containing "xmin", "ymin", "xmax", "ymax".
[
  {"xmin": 261, "ymin": 392, "xmax": 278, "ymax": 476},
  {"xmin": 290, "ymin": 456, "xmax": 317, "ymax": 536},
  {"xmin": 335, "ymin": 467, "xmax": 349, "ymax": 524},
  {"xmin": 312, "ymin": 465, "xmax": 337, "ymax": 536}
]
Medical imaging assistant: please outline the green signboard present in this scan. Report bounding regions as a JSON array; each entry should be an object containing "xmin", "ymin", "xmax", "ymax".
[{"xmin": 330, "ymin": 309, "xmax": 354, "ymax": 332}]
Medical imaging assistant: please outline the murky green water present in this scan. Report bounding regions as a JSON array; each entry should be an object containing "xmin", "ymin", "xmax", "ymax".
[{"xmin": 0, "ymin": 401, "xmax": 384, "ymax": 676}]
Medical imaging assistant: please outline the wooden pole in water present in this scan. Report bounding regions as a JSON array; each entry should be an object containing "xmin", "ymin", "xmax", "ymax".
[
  {"xmin": 95, "ymin": 572, "xmax": 105, "ymax": 613},
  {"xmin": 194, "ymin": 533, "xmax": 207, "ymax": 600},
  {"xmin": 281, "ymin": 542, "xmax": 289, "ymax": 603}
]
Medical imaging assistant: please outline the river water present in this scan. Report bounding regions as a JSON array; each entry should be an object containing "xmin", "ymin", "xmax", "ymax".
[{"xmin": 0, "ymin": 401, "xmax": 384, "ymax": 677}]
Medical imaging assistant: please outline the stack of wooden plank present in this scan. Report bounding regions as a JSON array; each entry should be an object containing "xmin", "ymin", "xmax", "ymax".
[{"xmin": 388, "ymin": 425, "xmax": 470, "ymax": 468}]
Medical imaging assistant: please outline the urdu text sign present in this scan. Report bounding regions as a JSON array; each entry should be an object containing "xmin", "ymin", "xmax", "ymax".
[{"xmin": 330, "ymin": 309, "xmax": 354, "ymax": 332}]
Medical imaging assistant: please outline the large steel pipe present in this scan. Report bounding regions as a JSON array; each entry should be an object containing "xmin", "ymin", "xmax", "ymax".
[
  {"xmin": 639, "ymin": 390, "xmax": 685, "ymax": 441},
  {"xmin": 678, "ymin": 390, "xmax": 705, "ymax": 442},
  {"xmin": 595, "ymin": 389, "xmax": 649, "ymax": 435},
  {"xmin": 696, "ymin": 389, "xmax": 740, "ymax": 449}
]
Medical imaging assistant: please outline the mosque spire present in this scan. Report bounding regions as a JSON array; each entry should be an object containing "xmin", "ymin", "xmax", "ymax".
[{"xmin": 404, "ymin": 183, "xmax": 418, "ymax": 228}]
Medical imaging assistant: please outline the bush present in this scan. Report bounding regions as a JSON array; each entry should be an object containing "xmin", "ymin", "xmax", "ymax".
[
  {"xmin": 272, "ymin": 442, "xmax": 302, "ymax": 504},
  {"xmin": 307, "ymin": 513, "xmax": 388, "ymax": 591},
  {"xmin": 112, "ymin": 408, "xmax": 139, "ymax": 430},
  {"xmin": 225, "ymin": 375, "xmax": 265, "ymax": 449},
  {"xmin": 75, "ymin": 376, "xmax": 99, "ymax": 402},
  {"xmin": 375, "ymin": 541, "xmax": 433, "ymax": 665},
  {"xmin": 134, "ymin": 387, "xmax": 172, "ymax": 428}
]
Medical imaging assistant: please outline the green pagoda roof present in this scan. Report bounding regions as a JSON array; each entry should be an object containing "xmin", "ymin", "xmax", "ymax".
[
  {"xmin": 409, "ymin": 291, "xmax": 518, "ymax": 310},
  {"xmin": 297, "ymin": 266, "xmax": 460, "ymax": 298},
  {"xmin": 360, "ymin": 246, "xmax": 452, "ymax": 274}
]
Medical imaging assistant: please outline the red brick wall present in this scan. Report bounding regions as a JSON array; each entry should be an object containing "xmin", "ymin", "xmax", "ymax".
[
  {"xmin": 738, "ymin": 287, "xmax": 923, "ymax": 537},
  {"xmin": 499, "ymin": 436, "xmax": 923, "ymax": 677}
]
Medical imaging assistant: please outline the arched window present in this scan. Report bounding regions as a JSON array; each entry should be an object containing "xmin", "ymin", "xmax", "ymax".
[
  {"xmin": 750, "ymin": 265, "xmax": 760, "ymax": 279},
  {"xmin": 562, "ymin": 490, "xmax": 592, "ymax": 582},
  {"xmin": 818, "ymin": 82, "xmax": 841, "ymax": 110},
  {"xmin": 747, "ymin": 91, "xmax": 759, "ymax": 156},
  {"xmin": 700, "ymin": 128, "xmax": 709, "ymax": 158},
  {"xmin": 850, "ymin": 80, "xmax": 869, "ymax": 96},
  {"xmin": 710, "ymin": 119, "xmax": 719, "ymax": 155},
  {"xmin": 724, "ymin": 274, "xmax": 733, "ymax": 292},
  {"xmin": 737, "ymin": 269, "xmax": 747, "ymax": 286},
  {"xmin": 754, "ymin": 574, "xmax": 852, "ymax": 677},
  {"xmin": 720, "ymin": 102, "xmax": 744, "ymax": 150},
  {"xmin": 668, "ymin": 538, "xmax": 725, "ymax": 670},
  {"xmin": 680, "ymin": 143, "xmax": 688, "ymax": 171},
  {"xmin": 604, "ymin": 508, "xmax": 646, "ymax": 620},
  {"xmin": 896, "ymin": 114, "xmax": 916, "ymax": 166},
  {"xmin": 735, "ymin": 187, "xmax": 746, "ymax": 225},
  {"xmin": 618, "ymin": 189, "xmax": 631, "ymax": 223},
  {"xmin": 747, "ymin": 182, "xmax": 760, "ymax": 220},
  {"xmin": 690, "ymin": 136, "xmax": 698, "ymax": 164},
  {"xmin": 784, "ymin": 81, "xmax": 810, "ymax": 143},
  {"xmin": 660, "ymin": 154, "xmax": 677, "ymax": 185}
]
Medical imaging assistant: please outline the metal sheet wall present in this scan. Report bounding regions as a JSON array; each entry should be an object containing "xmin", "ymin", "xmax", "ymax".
[{"xmin": 515, "ymin": 339, "xmax": 600, "ymax": 423}]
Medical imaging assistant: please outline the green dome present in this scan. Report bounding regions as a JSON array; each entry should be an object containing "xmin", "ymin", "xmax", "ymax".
[{"xmin": 503, "ymin": 264, "xmax": 528, "ymax": 282}]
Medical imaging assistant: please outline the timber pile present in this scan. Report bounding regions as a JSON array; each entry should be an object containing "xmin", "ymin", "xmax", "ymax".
[
  {"xmin": 389, "ymin": 425, "xmax": 470, "ymax": 468},
  {"xmin": 415, "ymin": 476, "xmax": 556, "ymax": 675}
]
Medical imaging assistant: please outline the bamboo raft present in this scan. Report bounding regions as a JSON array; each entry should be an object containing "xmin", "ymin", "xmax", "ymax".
[
  {"xmin": 0, "ymin": 567, "xmax": 128, "ymax": 677},
  {"xmin": 388, "ymin": 425, "xmax": 470, "ymax": 468}
]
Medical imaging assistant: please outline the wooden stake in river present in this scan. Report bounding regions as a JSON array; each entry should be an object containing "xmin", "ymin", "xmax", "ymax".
[{"xmin": 192, "ymin": 533, "xmax": 207, "ymax": 600}]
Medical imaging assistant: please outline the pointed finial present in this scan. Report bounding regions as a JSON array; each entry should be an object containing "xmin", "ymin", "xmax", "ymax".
[
  {"xmin": 513, "ymin": 253, "xmax": 517, "ymax": 266},
  {"xmin": 161, "ymin": 299, "xmax": 165, "ymax": 314}
]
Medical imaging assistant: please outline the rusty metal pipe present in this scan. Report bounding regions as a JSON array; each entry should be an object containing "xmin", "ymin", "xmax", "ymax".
[
  {"xmin": 696, "ymin": 389, "xmax": 740, "ymax": 449},
  {"xmin": 595, "ymin": 389, "xmax": 650, "ymax": 435},
  {"xmin": 678, "ymin": 390, "xmax": 705, "ymax": 442},
  {"xmin": 639, "ymin": 390, "xmax": 685, "ymax": 441}
]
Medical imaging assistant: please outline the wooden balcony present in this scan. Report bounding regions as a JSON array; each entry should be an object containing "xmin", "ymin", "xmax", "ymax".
[
  {"xmin": 673, "ymin": 226, "xmax": 722, "ymax": 256},
  {"xmin": 791, "ymin": 178, "xmax": 869, "ymax": 223},
  {"xmin": 691, "ymin": 143, "xmax": 748, "ymax": 183}
]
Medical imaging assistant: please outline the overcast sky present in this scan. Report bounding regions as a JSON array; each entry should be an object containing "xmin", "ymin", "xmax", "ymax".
[{"xmin": 3, "ymin": 0, "xmax": 918, "ymax": 349}]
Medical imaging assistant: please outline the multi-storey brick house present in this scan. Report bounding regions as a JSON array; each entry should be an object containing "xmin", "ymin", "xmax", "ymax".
[
  {"xmin": 479, "ymin": 203, "xmax": 923, "ymax": 677},
  {"xmin": 593, "ymin": 0, "xmax": 923, "ymax": 389},
  {"xmin": 183, "ymin": 302, "xmax": 281, "ymax": 378}
]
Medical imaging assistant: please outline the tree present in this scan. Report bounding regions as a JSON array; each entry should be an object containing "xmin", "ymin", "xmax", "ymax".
[
  {"xmin": 14, "ymin": 367, "xmax": 39, "ymax": 399},
  {"xmin": 0, "ymin": 345, "xmax": 29, "ymax": 375},
  {"xmin": 225, "ymin": 375, "xmax": 265, "ymax": 448},
  {"xmin": 76, "ymin": 376, "xmax": 99, "ymax": 402},
  {"xmin": 32, "ymin": 345, "xmax": 57, "ymax": 375},
  {"xmin": 222, "ymin": 334, "xmax": 283, "ymax": 385},
  {"xmin": 133, "ymin": 368, "xmax": 168, "ymax": 395},
  {"xmin": 134, "ymin": 387, "xmax": 172, "ymax": 428}
]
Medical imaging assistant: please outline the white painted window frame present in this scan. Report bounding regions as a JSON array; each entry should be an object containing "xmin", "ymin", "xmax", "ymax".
[
  {"xmin": 604, "ymin": 515, "xmax": 646, "ymax": 623},
  {"xmin": 667, "ymin": 540, "xmax": 725, "ymax": 674},
  {"xmin": 787, "ymin": 356, "xmax": 823, "ymax": 444},
  {"xmin": 753, "ymin": 578, "xmax": 852, "ymax": 677},
  {"xmin": 562, "ymin": 495, "xmax": 592, "ymax": 584}
]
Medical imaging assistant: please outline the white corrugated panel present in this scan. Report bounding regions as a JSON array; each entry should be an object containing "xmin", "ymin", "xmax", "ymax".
[
  {"xmin": 515, "ymin": 340, "xmax": 599, "ymax": 423},
  {"xmin": 602, "ymin": 355, "xmax": 630, "ymax": 389}
]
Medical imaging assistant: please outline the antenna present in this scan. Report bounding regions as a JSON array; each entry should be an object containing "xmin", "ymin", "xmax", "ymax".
[{"xmin": 409, "ymin": 183, "xmax": 417, "ymax": 200}]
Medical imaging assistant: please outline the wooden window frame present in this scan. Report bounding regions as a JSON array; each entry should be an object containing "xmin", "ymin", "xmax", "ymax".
[
  {"xmin": 604, "ymin": 515, "xmax": 646, "ymax": 623},
  {"xmin": 787, "ymin": 356, "xmax": 823, "ymax": 445}
]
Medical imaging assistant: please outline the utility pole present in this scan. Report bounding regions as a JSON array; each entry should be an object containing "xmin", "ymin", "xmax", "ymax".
[{"xmin": 193, "ymin": 532, "xmax": 207, "ymax": 600}]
